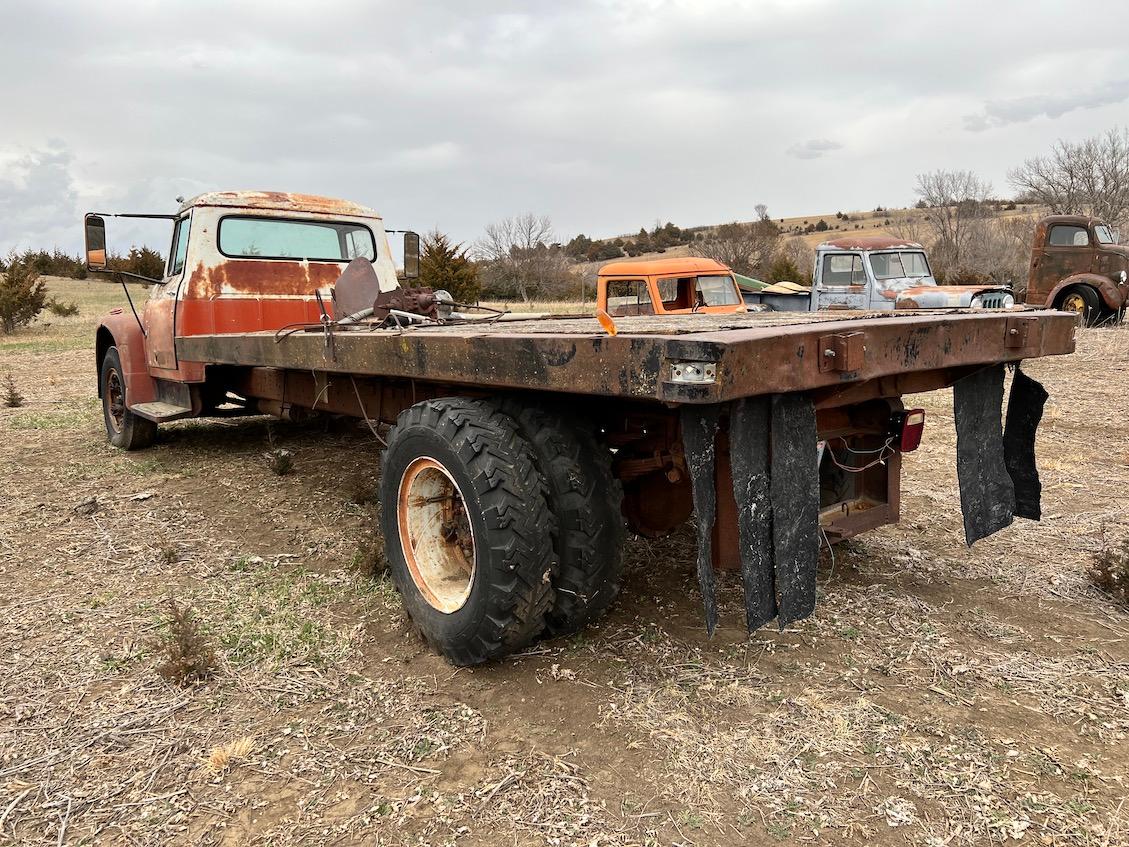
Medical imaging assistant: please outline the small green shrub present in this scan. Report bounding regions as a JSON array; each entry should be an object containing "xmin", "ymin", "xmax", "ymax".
[
  {"xmin": 46, "ymin": 297, "xmax": 79, "ymax": 317},
  {"xmin": 0, "ymin": 251, "xmax": 47, "ymax": 333},
  {"xmin": 152, "ymin": 598, "xmax": 217, "ymax": 685},
  {"xmin": 3, "ymin": 373, "xmax": 24, "ymax": 408}
]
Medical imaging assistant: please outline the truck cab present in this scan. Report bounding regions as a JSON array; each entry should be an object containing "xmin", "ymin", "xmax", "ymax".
[
  {"xmin": 86, "ymin": 191, "xmax": 413, "ymax": 429},
  {"xmin": 1024, "ymin": 214, "xmax": 1129, "ymax": 325},
  {"xmin": 806, "ymin": 236, "xmax": 1014, "ymax": 311},
  {"xmin": 596, "ymin": 258, "xmax": 745, "ymax": 317}
]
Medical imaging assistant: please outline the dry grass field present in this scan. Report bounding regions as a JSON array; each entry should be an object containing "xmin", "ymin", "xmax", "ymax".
[{"xmin": 1, "ymin": 279, "xmax": 1127, "ymax": 846}]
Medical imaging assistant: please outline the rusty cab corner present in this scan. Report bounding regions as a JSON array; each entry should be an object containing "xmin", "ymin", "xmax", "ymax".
[{"xmin": 596, "ymin": 257, "xmax": 746, "ymax": 318}]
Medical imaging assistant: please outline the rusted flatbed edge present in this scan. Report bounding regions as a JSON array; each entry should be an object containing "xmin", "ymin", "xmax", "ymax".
[{"xmin": 176, "ymin": 310, "xmax": 1078, "ymax": 404}]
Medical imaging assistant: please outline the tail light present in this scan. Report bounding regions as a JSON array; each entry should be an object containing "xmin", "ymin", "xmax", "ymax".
[{"xmin": 891, "ymin": 408, "xmax": 926, "ymax": 452}]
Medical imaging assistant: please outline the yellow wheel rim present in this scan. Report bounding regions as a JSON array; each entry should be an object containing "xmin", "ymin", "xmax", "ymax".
[{"xmin": 1062, "ymin": 293, "xmax": 1086, "ymax": 314}]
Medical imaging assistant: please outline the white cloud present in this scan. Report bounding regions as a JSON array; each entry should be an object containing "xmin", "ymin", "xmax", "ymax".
[
  {"xmin": 787, "ymin": 139, "xmax": 843, "ymax": 160},
  {"xmin": 965, "ymin": 79, "xmax": 1129, "ymax": 131}
]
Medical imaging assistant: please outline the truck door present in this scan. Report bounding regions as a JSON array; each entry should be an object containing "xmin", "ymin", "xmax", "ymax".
[
  {"xmin": 815, "ymin": 253, "xmax": 868, "ymax": 310},
  {"xmin": 1035, "ymin": 223, "xmax": 1093, "ymax": 297},
  {"xmin": 144, "ymin": 214, "xmax": 191, "ymax": 371}
]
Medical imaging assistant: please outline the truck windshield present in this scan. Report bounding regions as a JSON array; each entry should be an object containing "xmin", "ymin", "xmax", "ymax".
[
  {"xmin": 1095, "ymin": 225, "xmax": 1116, "ymax": 244},
  {"xmin": 218, "ymin": 216, "xmax": 376, "ymax": 261},
  {"xmin": 657, "ymin": 275, "xmax": 741, "ymax": 308},
  {"xmin": 869, "ymin": 251, "xmax": 930, "ymax": 280}
]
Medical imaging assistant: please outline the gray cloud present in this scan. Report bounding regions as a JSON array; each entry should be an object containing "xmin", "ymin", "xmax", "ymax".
[
  {"xmin": 787, "ymin": 139, "xmax": 843, "ymax": 160},
  {"xmin": 965, "ymin": 79, "xmax": 1129, "ymax": 131},
  {"xmin": 2, "ymin": 1, "xmax": 1129, "ymax": 254}
]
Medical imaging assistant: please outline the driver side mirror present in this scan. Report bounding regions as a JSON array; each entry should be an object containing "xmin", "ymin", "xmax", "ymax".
[
  {"xmin": 84, "ymin": 214, "xmax": 107, "ymax": 270},
  {"xmin": 403, "ymin": 231, "xmax": 420, "ymax": 280}
]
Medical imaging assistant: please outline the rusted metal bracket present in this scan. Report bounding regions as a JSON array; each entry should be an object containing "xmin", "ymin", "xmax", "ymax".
[
  {"xmin": 818, "ymin": 332, "xmax": 866, "ymax": 373},
  {"xmin": 1004, "ymin": 316, "xmax": 1034, "ymax": 349}
]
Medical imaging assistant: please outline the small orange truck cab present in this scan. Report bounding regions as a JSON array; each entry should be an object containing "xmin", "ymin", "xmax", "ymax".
[{"xmin": 596, "ymin": 258, "xmax": 745, "ymax": 317}]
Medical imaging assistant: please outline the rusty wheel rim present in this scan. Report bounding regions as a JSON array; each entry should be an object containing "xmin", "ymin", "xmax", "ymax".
[
  {"xmin": 106, "ymin": 369, "xmax": 125, "ymax": 433},
  {"xmin": 396, "ymin": 457, "xmax": 476, "ymax": 613},
  {"xmin": 1061, "ymin": 292, "xmax": 1086, "ymax": 315}
]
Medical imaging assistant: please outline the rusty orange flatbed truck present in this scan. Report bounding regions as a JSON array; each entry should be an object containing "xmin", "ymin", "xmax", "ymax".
[{"xmin": 84, "ymin": 192, "xmax": 1078, "ymax": 665}]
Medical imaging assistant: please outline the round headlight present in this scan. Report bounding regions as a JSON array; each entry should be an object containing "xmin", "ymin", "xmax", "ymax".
[
  {"xmin": 970, "ymin": 295, "xmax": 984, "ymax": 309},
  {"xmin": 1002, "ymin": 293, "xmax": 1015, "ymax": 308}
]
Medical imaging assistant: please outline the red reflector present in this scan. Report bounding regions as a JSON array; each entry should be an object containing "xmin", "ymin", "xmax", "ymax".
[{"xmin": 892, "ymin": 408, "xmax": 926, "ymax": 452}]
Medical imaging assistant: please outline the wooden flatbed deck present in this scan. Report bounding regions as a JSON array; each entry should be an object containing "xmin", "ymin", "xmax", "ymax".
[{"xmin": 176, "ymin": 308, "xmax": 1078, "ymax": 404}]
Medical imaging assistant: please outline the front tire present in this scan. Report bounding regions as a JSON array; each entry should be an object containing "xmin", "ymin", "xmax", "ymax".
[
  {"xmin": 100, "ymin": 346, "xmax": 157, "ymax": 450},
  {"xmin": 1057, "ymin": 286, "xmax": 1102, "ymax": 326},
  {"xmin": 379, "ymin": 398, "xmax": 557, "ymax": 665}
]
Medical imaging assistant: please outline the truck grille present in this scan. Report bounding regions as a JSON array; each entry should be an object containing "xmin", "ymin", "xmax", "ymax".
[{"xmin": 978, "ymin": 292, "xmax": 1010, "ymax": 309}]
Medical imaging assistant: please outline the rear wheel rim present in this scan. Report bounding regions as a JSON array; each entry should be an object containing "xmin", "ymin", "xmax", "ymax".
[
  {"xmin": 1062, "ymin": 292, "xmax": 1086, "ymax": 315},
  {"xmin": 397, "ymin": 457, "xmax": 476, "ymax": 613},
  {"xmin": 106, "ymin": 369, "xmax": 125, "ymax": 433}
]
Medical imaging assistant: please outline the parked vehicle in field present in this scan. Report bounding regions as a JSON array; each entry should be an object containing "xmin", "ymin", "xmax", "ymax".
[
  {"xmin": 84, "ymin": 191, "xmax": 1076, "ymax": 666},
  {"xmin": 1024, "ymin": 214, "xmax": 1129, "ymax": 326},
  {"xmin": 596, "ymin": 238, "xmax": 1015, "ymax": 318}
]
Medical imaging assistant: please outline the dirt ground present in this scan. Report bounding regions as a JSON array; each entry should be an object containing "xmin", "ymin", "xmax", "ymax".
[{"xmin": 1, "ymin": 279, "xmax": 1127, "ymax": 846}]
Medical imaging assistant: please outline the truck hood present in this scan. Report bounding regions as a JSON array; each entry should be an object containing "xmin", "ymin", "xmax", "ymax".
[{"xmin": 894, "ymin": 284, "xmax": 1013, "ymax": 309}]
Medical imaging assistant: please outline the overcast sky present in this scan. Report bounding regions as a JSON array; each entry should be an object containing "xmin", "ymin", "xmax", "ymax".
[{"xmin": 2, "ymin": 0, "xmax": 1128, "ymax": 255}]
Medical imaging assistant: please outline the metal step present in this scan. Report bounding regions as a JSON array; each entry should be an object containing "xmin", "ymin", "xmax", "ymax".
[{"xmin": 130, "ymin": 401, "xmax": 194, "ymax": 423}]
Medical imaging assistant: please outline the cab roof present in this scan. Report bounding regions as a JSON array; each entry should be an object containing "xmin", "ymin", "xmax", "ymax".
[
  {"xmin": 1039, "ymin": 214, "xmax": 1104, "ymax": 227},
  {"xmin": 818, "ymin": 235, "xmax": 922, "ymax": 251},
  {"xmin": 597, "ymin": 257, "xmax": 731, "ymax": 277},
  {"xmin": 180, "ymin": 191, "xmax": 380, "ymax": 218}
]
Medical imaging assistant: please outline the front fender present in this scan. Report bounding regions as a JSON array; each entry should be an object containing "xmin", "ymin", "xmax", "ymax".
[
  {"xmin": 1045, "ymin": 274, "xmax": 1126, "ymax": 311},
  {"xmin": 95, "ymin": 310, "xmax": 156, "ymax": 405}
]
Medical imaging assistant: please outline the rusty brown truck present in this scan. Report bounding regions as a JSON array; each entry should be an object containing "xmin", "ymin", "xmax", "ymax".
[
  {"xmin": 84, "ymin": 191, "xmax": 1077, "ymax": 665},
  {"xmin": 1024, "ymin": 214, "xmax": 1129, "ymax": 326}
]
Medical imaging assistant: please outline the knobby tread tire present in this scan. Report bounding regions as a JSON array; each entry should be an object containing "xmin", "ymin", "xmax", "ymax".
[
  {"xmin": 379, "ymin": 397, "xmax": 557, "ymax": 665},
  {"xmin": 498, "ymin": 398, "xmax": 625, "ymax": 637}
]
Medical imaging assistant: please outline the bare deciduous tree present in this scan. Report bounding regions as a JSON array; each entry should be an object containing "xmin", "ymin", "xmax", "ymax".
[
  {"xmin": 914, "ymin": 169, "xmax": 993, "ymax": 269},
  {"xmin": 1008, "ymin": 128, "xmax": 1129, "ymax": 229},
  {"xmin": 692, "ymin": 220, "xmax": 780, "ymax": 277},
  {"xmin": 474, "ymin": 214, "xmax": 575, "ymax": 302},
  {"xmin": 889, "ymin": 213, "xmax": 932, "ymax": 247}
]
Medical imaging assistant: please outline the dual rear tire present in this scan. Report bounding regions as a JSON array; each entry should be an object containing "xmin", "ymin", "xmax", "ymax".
[{"xmin": 379, "ymin": 397, "xmax": 624, "ymax": 665}]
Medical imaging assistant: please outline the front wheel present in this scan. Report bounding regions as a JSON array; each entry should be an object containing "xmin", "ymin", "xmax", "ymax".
[
  {"xmin": 379, "ymin": 398, "xmax": 557, "ymax": 665},
  {"xmin": 1058, "ymin": 286, "xmax": 1103, "ymax": 326},
  {"xmin": 100, "ymin": 346, "xmax": 157, "ymax": 450}
]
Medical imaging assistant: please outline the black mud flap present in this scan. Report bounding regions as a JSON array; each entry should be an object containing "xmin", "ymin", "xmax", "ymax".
[
  {"xmin": 953, "ymin": 365, "xmax": 1016, "ymax": 545},
  {"xmin": 680, "ymin": 404, "xmax": 722, "ymax": 636},
  {"xmin": 1003, "ymin": 366, "xmax": 1048, "ymax": 521},
  {"xmin": 729, "ymin": 397, "xmax": 776, "ymax": 631},
  {"xmin": 683, "ymin": 393, "xmax": 821, "ymax": 636},
  {"xmin": 768, "ymin": 393, "xmax": 820, "ymax": 628}
]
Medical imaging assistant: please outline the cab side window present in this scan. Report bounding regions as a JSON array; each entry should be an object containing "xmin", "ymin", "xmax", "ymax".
[
  {"xmin": 168, "ymin": 217, "xmax": 191, "ymax": 276},
  {"xmin": 1047, "ymin": 225, "xmax": 1089, "ymax": 247},
  {"xmin": 606, "ymin": 279, "xmax": 653, "ymax": 316},
  {"xmin": 821, "ymin": 254, "xmax": 865, "ymax": 286}
]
